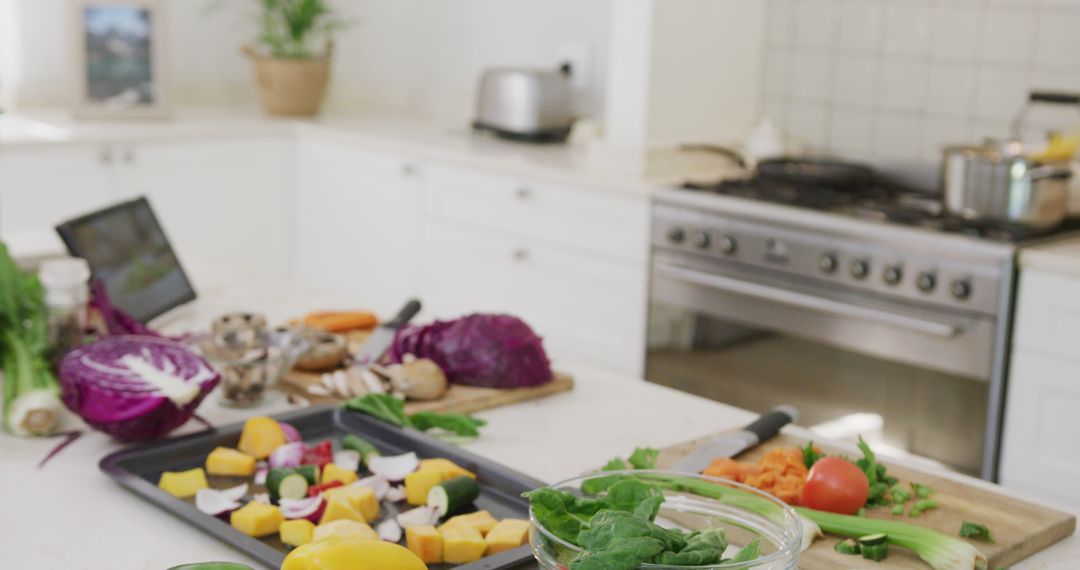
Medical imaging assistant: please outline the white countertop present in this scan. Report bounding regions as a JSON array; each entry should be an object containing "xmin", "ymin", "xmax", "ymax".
[
  {"xmin": 0, "ymin": 108, "xmax": 736, "ymax": 194},
  {"xmin": 1020, "ymin": 234, "xmax": 1080, "ymax": 277},
  {"xmin": 2, "ymin": 270, "xmax": 1079, "ymax": 569}
]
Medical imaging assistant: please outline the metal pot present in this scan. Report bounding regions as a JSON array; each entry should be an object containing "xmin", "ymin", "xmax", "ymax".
[{"xmin": 942, "ymin": 142, "xmax": 1071, "ymax": 228}]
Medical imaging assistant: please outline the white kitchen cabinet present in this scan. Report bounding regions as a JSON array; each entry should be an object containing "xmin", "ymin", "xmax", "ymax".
[
  {"xmin": 126, "ymin": 135, "xmax": 294, "ymax": 280},
  {"xmin": 1, "ymin": 136, "xmax": 294, "ymax": 281},
  {"xmin": 292, "ymin": 137, "xmax": 424, "ymax": 316},
  {"xmin": 423, "ymin": 164, "xmax": 650, "ymax": 377},
  {"xmin": 1001, "ymin": 265, "xmax": 1080, "ymax": 507},
  {"xmin": 0, "ymin": 144, "xmax": 117, "ymax": 234}
]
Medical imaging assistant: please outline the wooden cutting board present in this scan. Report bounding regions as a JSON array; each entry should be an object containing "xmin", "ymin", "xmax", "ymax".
[
  {"xmin": 277, "ymin": 328, "xmax": 574, "ymax": 414},
  {"xmin": 280, "ymin": 367, "xmax": 574, "ymax": 415},
  {"xmin": 659, "ymin": 432, "xmax": 1076, "ymax": 569}
]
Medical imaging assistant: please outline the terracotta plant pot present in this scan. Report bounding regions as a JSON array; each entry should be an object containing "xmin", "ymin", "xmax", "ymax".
[{"xmin": 243, "ymin": 45, "xmax": 332, "ymax": 117}]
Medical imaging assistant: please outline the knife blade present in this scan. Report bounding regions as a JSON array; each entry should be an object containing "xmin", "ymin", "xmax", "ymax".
[
  {"xmin": 672, "ymin": 405, "xmax": 799, "ymax": 473},
  {"xmin": 353, "ymin": 298, "xmax": 422, "ymax": 368}
]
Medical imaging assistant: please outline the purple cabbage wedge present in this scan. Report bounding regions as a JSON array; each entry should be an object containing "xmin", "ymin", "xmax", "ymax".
[
  {"xmin": 59, "ymin": 335, "xmax": 219, "ymax": 441},
  {"xmin": 387, "ymin": 314, "xmax": 553, "ymax": 388}
]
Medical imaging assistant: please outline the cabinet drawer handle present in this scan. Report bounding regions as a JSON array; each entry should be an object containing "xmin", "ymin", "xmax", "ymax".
[
  {"xmin": 512, "ymin": 248, "xmax": 530, "ymax": 261},
  {"xmin": 515, "ymin": 187, "xmax": 532, "ymax": 200},
  {"xmin": 123, "ymin": 147, "xmax": 136, "ymax": 163},
  {"xmin": 402, "ymin": 163, "xmax": 418, "ymax": 176},
  {"xmin": 99, "ymin": 146, "xmax": 114, "ymax": 165}
]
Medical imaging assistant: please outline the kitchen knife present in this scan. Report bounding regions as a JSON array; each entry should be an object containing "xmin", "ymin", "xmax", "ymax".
[
  {"xmin": 672, "ymin": 405, "xmax": 799, "ymax": 473},
  {"xmin": 352, "ymin": 298, "xmax": 422, "ymax": 367}
]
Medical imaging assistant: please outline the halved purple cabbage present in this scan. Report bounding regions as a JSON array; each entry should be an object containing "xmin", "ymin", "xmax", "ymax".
[
  {"xmin": 387, "ymin": 314, "xmax": 553, "ymax": 388},
  {"xmin": 59, "ymin": 335, "xmax": 219, "ymax": 441}
]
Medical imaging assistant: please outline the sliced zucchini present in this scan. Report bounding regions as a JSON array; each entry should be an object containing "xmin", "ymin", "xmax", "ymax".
[
  {"xmin": 267, "ymin": 466, "xmax": 319, "ymax": 502},
  {"xmin": 427, "ymin": 476, "xmax": 480, "ymax": 518},
  {"xmin": 342, "ymin": 435, "xmax": 381, "ymax": 464},
  {"xmin": 278, "ymin": 473, "xmax": 309, "ymax": 501},
  {"xmin": 858, "ymin": 533, "xmax": 887, "ymax": 547}
]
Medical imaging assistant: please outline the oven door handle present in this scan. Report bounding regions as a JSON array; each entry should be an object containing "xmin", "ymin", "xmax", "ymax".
[{"xmin": 655, "ymin": 263, "xmax": 965, "ymax": 338}]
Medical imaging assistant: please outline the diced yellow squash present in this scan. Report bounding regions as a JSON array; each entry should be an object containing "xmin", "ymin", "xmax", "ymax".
[
  {"xmin": 442, "ymin": 525, "xmax": 486, "ymax": 564},
  {"xmin": 406, "ymin": 525, "xmax": 443, "ymax": 564},
  {"xmin": 418, "ymin": 458, "xmax": 476, "ymax": 480},
  {"xmin": 237, "ymin": 416, "xmax": 287, "ymax": 459},
  {"xmin": 404, "ymin": 468, "xmax": 444, "ymax": 506},
  {"xmin": 313, "ymin": 519, "xmax": 378, "ymax": 542},
  {"xmin": 158, "ymin": 467, "xmax": 208, "ymax": 498},
  {"xmin": 321, "ymin": 462, "xmax": 359, "ymax": 486},
  {"xmin": 230, "ymin": 502, "xmax": 285, "ymax": 537},
  {"xmin": 323, "ymin": 485, "xmax": 379, "ymax": 522},
  {"xmin": 205, "ymin": 447, "xmax": 257, "ymax": 476},
  {"xmin": 279, "ymin": 519, "xmax": 316, "ymax": 547},
  {"xmin": 485, "ymin": 519, "xmax": 530, "ymax": 555},
  {"xmin": 439, "ymin": 511, "xmax": 498, "ymax": 536},
  {"xmin": 319, "ymin": 497, "xmax": 365, "ymax": 525}
]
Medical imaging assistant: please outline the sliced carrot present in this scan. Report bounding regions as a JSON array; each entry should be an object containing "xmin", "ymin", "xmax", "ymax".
[{"xmin": 302, "ymin": 311, "xmax": 378, "ymax": 332}]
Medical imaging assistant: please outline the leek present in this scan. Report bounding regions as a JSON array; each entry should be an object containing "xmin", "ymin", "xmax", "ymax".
[
  {"xmin": 0, "ymin": 242, "xmax": 62, "ymax": 436},
  {"xmin": 796, "ymin": 508, "xmax": 988, "ymax": 570}
]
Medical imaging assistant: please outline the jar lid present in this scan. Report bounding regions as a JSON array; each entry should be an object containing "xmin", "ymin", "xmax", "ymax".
[{"xmin": 39, "ymin": 257, "xmax": 91, "ymax": 288}]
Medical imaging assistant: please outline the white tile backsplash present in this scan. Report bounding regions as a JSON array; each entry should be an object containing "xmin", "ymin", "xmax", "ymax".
[
  {"xmin": 979, "ymin": 7, "xmax": 1035, "ymax": 65},
  {"xmin": 882, "ymin": 0, "xmax": 935, "ymax": 57},
  {"xmin": 759, "ymin": 0, "xmax": 1080, "ymax": 186},
  {"xmin": 793, "ymin": 0, "xmax": 839, "ymax": 49},
  {"xmin": 930, "ymin": 3, "xmax": 984, "ymax": 61}
]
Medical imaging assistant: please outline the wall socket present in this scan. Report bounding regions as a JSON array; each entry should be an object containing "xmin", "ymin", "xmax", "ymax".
[{"xmin": 557, "ymin": 43, "xmax": 593, "ymax": 91}]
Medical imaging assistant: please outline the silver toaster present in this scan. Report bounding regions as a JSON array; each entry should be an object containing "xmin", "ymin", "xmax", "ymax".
[{"xmin": 473, "ymin": 67, "xmax": 575, "ymax": 142}]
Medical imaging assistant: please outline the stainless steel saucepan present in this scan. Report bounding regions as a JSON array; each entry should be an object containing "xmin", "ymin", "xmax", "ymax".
[{"xmin": 941, "ymin": 91, "xmax": 1079, "ymax": 228}]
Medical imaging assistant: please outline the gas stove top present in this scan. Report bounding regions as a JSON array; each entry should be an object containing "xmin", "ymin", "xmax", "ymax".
[{"xmin": 682, "ymin": 177, "xmax": 1075, "ymax": 243}]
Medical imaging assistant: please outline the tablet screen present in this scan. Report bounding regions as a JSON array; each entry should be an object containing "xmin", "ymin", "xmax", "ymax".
[{"xmin": 56, "ymin": 196, "xmax": 196, "ymax": 322}]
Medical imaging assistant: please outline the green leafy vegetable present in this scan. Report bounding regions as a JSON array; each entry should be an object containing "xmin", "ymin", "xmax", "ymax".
[
  {"xmin": 729, "ymin": 538, "xmax": 761, "ymax": 563},
  {"xmin": 627, "ymin": 447, "xmax": 659, "ymax": 470},
  {"xmin": 342, "ymin": 394, "xmax": 486, "ymax": 438},
  {"xmin": 959, "ymin": 522, "xmax": 995, "ymax": 543},
  {"xmin": 655, "ymin": 529, "xmax": 727, "ymax": 565},
  {"xmin": 803, "ymin": 440, "xmax": 824, "ymax": 469},
  {"xmin": 855, "ymin": 436, "xmax": 898, "ymax": 508}
]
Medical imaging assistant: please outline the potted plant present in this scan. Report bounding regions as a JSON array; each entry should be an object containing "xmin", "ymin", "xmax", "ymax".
[{"xmin": 243, "ymin": 0, "xmax": 345, "ymax": 117}]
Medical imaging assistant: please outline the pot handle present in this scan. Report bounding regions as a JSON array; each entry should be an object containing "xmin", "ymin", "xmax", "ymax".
[
  {"xmin": 1030, "ymin": 91, "xmax": 1080, "ymax": 106},
  {"xmin": 1027, "ymin": 164, "xmax": 1073, "ymax": 181}
]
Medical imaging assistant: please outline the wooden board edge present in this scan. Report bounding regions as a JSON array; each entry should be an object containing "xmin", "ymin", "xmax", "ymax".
[{"xmin": 994, "ymin": 515, "xmax": 1077, "ymax": 567}]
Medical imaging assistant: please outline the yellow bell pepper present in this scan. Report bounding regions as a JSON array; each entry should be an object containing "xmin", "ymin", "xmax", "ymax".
[{"xmin": 281, "ymin": 537, "xmax": 428, "ymax": 570}]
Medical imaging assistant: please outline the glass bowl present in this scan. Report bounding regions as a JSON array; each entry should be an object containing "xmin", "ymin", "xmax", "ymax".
[
  {"xmin": 188, "ymin": 326, "xmax": 308, "ymax": 408},
  {"xmin": 529, "ymin": 470, "xmax": 803, "ymax": 570}
]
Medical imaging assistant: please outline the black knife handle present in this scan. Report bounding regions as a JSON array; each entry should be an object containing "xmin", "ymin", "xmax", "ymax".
[
  {"xmin": 385, "ymin": 299, "xmax": 422, "ymax": 329},
  {"xmin": 743, "ymin": 405, "xmax": 798, "ymax": 443}
]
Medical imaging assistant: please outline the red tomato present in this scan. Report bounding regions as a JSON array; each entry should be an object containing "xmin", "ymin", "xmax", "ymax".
[{"xmin": 800, "ymin": 456, "xmax": 869, "ymax": 514}]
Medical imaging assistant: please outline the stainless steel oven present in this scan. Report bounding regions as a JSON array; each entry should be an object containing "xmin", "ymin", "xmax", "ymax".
[{"xmin": 645, "ymin": 196, "xmax": 1016, "ymax": 478}]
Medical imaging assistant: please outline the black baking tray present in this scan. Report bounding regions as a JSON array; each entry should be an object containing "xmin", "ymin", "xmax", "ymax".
[{"xmin": 100, "ymin": 405, "xmax": 545, "ymax": 569}]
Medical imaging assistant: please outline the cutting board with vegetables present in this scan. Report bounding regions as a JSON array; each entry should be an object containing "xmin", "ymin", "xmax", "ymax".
[
  {"xmin": 659, "ymin": 432, "xmax": 1075, "ymax": 569},
  {"xmin": 281, "ymin": 368, "xmax": 575, "ymax": 414}
]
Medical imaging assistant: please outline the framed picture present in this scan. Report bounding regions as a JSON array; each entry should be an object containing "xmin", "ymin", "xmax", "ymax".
[{"xmin": 72, "ymin": 0, "xmax": 169, "ymax": 118}]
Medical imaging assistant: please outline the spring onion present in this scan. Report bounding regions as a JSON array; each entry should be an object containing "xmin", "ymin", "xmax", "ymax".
[
  {"xmin": 0, "ymin": 243, "xmax": 62, "ymax": 436},
  {"xmin": 860, "ymin": 533, "xmax": 889, "ymax": 561},
  {"xmin": 796, "ymin": 507, "xmax": 988, "ymax": 570}
]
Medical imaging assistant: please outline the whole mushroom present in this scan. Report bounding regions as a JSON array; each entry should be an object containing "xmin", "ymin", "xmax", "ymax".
[{"xmin": 373, "ymin": 355, "xmax": 448, "ymax": 401}]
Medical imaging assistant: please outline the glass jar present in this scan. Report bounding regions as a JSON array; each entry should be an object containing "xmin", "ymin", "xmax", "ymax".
[{"xmin": 38, "ymin": 258, "xmax": 91, "ymax": 364}]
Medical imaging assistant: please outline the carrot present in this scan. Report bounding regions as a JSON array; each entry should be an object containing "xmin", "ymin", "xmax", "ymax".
[
  {"xmin": 699, "ymin": 446, "xmax": 810, "ymax": 506},
  {"xmin": 302, "ymin": 311, "xmax": 378, "ymax": 332}
]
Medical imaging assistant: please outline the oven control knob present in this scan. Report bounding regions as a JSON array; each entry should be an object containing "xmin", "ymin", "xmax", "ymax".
[
  {"xmin": 819, "ymin": 253, "xmax": 838, "ymax": 274},
  {"xmin": 692, "ymin": 231, "xmax": 711, "ymax": 250},
  {"xmin": 883, "ymin": 264, "xmax": 903, "ymax": 285},
  {"xmin": 917, "ymin": 271, "xmax": 937, "ymax": 292},
  {"xmin": 850, "ymin": 259, "xmax": 870, "ymax": 280},
  {"xmin": 718, "ymin": 235, "xmax": 738, "ymax": 254},
  {"xmin": 950, "ymin": 279, "xmax": 972, "ymax": 300},
  {"xmin": 667, "ymin": 227, "xmax": 686, "ymax": 245}
]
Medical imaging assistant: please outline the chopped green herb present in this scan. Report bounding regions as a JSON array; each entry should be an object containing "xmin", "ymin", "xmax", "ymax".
[
  {"xmin": 891, "ymin": 504, "xmax": 905, "ymax": 516},
  {"xmin": 856, "ymin": 436, "xmax": 898, "ymax": 508},
  {"xmin": 891, "ymin": 486, "xmax": 911, "ymax": 505},
  {"xmin": 912, "ymin": 482, "xmax": 935, "ymax": 498},
  {"xmin": 802, "ymin": 440, "xmax": 824, "ymax": 469},
  {"xmin": 909, "ymin": 499, "xmax": 939, "ymax": 517},
  {"xmin": 959, "ymin": 521, "xmax": 995, "ymax": 543}
]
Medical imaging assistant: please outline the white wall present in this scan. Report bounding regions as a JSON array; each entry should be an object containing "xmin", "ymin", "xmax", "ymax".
[
  {"xmin": 7, "ymin": 0, "xmax": 612, "ymax": 126},
  {"xmin": 760, "ymin": 0, "xmax": 1080, "ymax": 190}
]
